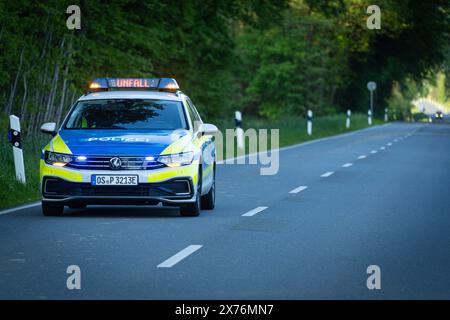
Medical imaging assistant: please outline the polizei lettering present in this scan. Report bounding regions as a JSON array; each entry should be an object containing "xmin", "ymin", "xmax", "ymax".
[{"xmin": 87, "ymin": 137, "xmax": 156, "ymax": 143}]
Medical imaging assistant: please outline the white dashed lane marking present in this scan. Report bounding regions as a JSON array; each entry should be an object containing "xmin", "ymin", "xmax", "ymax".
[
  {"xmin": 342, "ymin": 163, "xmax": 353, "ymax": 168},
  {"xmin": 320, "ymin": 171, "xmax": 334, "ymax": 178},
  {"xmin": 157, "ymin": 245, "xmax": 203, "ymax": 268},
  {"xmin": 242, "ymin": 206, "xmax": 268, "ymax": 217},
  {"xmin": 357, "ymin": 155, "xmax": 367, "ymax": 160},
  {"xmin": 289, "ymin": 186, "xmax": 308, "ymax": 194},
  {"xmin": 370, "ymin": 150, "xmax": 377, "ymax": 154}
]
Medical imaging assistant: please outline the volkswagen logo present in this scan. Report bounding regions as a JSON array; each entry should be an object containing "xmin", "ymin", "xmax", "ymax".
[{"xmin": 109, "ymin": 157, "xmax": 122, "ymax": 169}]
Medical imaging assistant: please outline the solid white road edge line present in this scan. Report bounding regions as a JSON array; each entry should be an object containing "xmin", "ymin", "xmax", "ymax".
[
  {"xmin": 242, "ymin": 206, "xmax": 269, "ymax": 217},
  {"xmin": 0, "ymin": 202, "xmax": 40, "ymax": 216},
  {"xmin": 2, "ymin": 123, "xmax": 419, "ymax": 216},
  {"xmin": 289, "ymin": 186, "xmax": 308, "ymax": 194},
  {"xmin": 216, "ymin": 123, "xmax": 393, "ymax": 165},
  {"xmin": 157, "ymin": 245, "xmax": 203, "ymax": 268}
]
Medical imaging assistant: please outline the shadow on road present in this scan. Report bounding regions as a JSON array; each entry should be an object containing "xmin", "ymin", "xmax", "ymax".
[{"xmin": 64, "ymin": 205, "xmax": 183, "ymax": 218}]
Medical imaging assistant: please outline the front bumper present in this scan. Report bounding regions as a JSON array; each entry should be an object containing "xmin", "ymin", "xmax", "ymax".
[
  {"xmin": 41, "ymin": 176, "xmax": 196, "ymax": 206},
  {"xmin": 40, "ymin": 160, "xmax": 199, "ymax": 206}
]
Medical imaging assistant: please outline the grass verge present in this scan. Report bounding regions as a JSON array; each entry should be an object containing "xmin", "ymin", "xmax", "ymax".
[
  {"xmin": 212, "ymin": 113, "xmax": 382, "ymax": 159},
  {"xmin": 0, "ymin": 134, "xmax": 47, "ymax": 209}
]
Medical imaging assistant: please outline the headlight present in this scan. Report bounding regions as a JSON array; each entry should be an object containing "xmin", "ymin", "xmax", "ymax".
[
  {"xmin": 157, "ymin": 152, "xmax": 194, "ymax": 167},
  {"xmin": 45, "ymin": 151, "xmax": 73, "ymax": 167}
]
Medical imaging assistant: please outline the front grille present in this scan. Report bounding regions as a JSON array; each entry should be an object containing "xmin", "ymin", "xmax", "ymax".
[
  {"xmin": 81, "ymin": 186, "xmax": 152, "ymax": 196},
  {"xmin": 66, "ymin": 156, "xmax": 165, "ymax": 170},
  {"xmin": 79, "ymin": 180, "xmax": 190, "ymax": 196}
]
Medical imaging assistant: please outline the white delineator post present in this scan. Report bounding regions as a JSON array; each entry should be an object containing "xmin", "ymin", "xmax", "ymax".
[
  {"xmin": 384, "ymin": 108, "xmax": 388, "ymax": 122},
  {"xmin": 346, "ymin": 109, "xmax": 351, "ymax": 129},
  {"xmin": 235, "ymin": 111, "xmax": 244, "ymax": 150},
  {"xmin": 368, "ymin": 110, "xmax": 372, "ymax": 126},
  {"xmin": 307, "ymin": 110, "xmax": 313, "ymax": 136},
  {"xmin": 9, "ymin": 115, "xmax": 26, "ymax": 184}
]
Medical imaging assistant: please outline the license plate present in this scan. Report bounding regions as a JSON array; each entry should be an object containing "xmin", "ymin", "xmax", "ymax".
[{"xmin": 91, "ymin": 175, "xmax": 138, "ymax": 186}]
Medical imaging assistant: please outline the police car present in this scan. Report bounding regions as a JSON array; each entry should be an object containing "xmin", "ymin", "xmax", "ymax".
[{"xmin": 39, "ymin": 78, "xmax": 217, "ymax": 217}]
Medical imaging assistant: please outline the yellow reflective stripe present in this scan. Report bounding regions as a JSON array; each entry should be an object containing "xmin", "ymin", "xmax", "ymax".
[
  {"xmin": 51, "ymin": 134, "xmax": 72, "ymax": 154},
  {"xmin": 203, "ymin": 163, "xmax": 213, "ymax": 176},
  {"xmin": 160, "ymin": 133, "xmax": 193, "ymax": 155},
  {"xmin": 40, "ymin": 160, "xmax": 83, "ymax": 182},
  {"xmin": 147, "ymin": 162, "xmax": 199, "ymax": 185},
  {"xmin": 192, "ymin": 135, "xmax": 210, "ymax": 148},
  {"xmin": 43, "ymin": 143, "xmax": 52, "ymax": 151}
]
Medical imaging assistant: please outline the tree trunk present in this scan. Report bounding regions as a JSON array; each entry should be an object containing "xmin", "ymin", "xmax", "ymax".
[
  {"xmin": 6, "ymin": 49, "xmax": 24, "ymax": 115},
  {"xmin": 56, "ymin": 36, "xmax": 72, "ymax": 125},
  {"xmin": 43, "ymin": 62, "xmax": 60, "ymax": 121},
  {"xmin": 20, "ymin": 75, "xmax": 28, "ymax": 119},
  {"xmin": 44, "ymin": 37, "xmax": 65, "ymax": 122},
  {"xmin": 70, "ymin": 90, "xmax": 77, "ymax": 106}
]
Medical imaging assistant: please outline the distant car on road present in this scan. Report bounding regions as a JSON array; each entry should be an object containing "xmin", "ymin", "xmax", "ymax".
[
  {"xmin": 434, "ymin": 111, "xmax": 444, "ymax": 122},
  {"xmin": 39, "ymin": 78, "xmax": 218, "ymax": 217}
]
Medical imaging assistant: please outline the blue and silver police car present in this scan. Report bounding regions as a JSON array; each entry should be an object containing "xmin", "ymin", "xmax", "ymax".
[{"xmin": 39, "ymin": 78, "xmax": 217, "ymax": 217}]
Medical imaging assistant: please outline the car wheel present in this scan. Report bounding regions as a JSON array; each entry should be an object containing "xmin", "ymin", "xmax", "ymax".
[
  {"xmin": 42, "ymin": 202, "xmax": 64, "ymax": 216},
  {"xmin": 180, "ymin": 170, "xmax": 202, "ymax": 217},
  {"xmin": 180, "ymin": 191, "xmax": 201, "ymax": 217},
  {"xmin": 201, "ymin": 166, "xmax": 215, "ymax": 210}
]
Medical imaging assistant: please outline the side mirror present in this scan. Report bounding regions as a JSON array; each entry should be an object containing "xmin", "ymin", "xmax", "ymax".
[
  {"xmin": 40, "ymin": 122, "xmax": 57, "ymax": 136},
  {"xmin": 199, "ymin": 123, "xmax": 218, "ymax": 136}
]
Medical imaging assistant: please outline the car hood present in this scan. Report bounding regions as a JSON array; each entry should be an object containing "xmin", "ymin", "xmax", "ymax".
[{"xmin": 58, "ymin": 129, "xmax": 191, "ymax": 156}]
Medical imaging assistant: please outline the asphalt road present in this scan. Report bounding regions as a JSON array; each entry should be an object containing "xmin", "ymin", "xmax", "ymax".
[{"xmin": 1, "ymin": 122, "xmax": 450, "ymax": 299}]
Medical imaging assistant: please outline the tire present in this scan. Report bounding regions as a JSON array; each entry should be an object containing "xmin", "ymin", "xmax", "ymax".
[
  {"xmin": 201, "ymin": 165, "xmax": 215, "ymax": 210},
  {"xmin": 42, "ymin": 202, "xmax": 64, "ymax": 216},
  {"xmin": 180, "ymin": 192, "xmax": 200, "ymax": 217},
  {"xmin": 69, "ymin": 204, "xmax": 86, "ymax": 209},
  {"xmin": 180, "ymin": 169, "xmax": 202, "ymax": 217}
]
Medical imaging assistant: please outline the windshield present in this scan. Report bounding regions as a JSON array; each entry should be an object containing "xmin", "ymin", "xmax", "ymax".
[{"xmin": 64, "ymin": 99, "xmax": 187, "ymax": 130}]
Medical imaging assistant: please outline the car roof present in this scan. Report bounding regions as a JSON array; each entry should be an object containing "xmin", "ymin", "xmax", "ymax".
[{"xmin": 78, "ymin": 90, "xmax": 184, "ymax": 102}]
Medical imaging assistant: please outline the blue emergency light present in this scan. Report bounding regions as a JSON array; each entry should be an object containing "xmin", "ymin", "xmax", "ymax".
[{"xmin": 88, "ymin": 78, "xmax": 179, "ymax": 93}]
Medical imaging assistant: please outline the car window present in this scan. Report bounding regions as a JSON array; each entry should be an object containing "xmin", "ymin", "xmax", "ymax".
[
  {"xmin": 64, "ymin": 99, "xmax": 187, "ymax": 130},
  {"xmin": 186, "ymin": 98, "xmax": 202, "ymax": 130}
]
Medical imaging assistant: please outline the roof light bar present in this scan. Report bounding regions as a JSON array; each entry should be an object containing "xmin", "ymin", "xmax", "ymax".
[{"xmin": 87, "ymin": 78, "xmax": 179, "ymax": 93}]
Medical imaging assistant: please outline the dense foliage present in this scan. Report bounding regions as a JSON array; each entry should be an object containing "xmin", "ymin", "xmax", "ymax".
[{"xmin": 1, "ymin": 0, "xmax": 449, "ymax": 134}]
